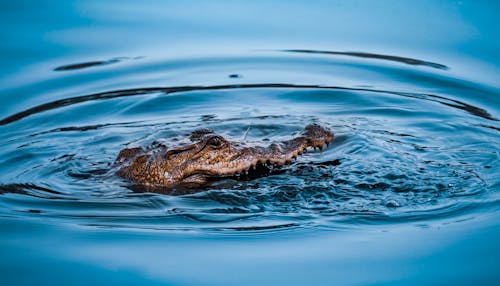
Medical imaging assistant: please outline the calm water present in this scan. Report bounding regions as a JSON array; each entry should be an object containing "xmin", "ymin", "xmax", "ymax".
[{"xmin": 1, "ymin": 1, "xmax": 499, "ymax": 285}]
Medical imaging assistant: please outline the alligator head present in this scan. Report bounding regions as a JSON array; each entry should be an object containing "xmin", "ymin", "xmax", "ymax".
[{"xmin": 115, "ymin": 124, "xmax": 334, "ymax": 187}]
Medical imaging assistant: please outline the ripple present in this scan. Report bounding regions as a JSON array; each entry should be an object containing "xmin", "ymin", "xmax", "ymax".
[
  {"xmin": 280, "ymin": 49, "xmax": 449, "ymax": 70},
  {"xmin": 0, "ymin": 53, "xmax": 498, "ymax": 233},
  {"xmin": 0, "ymin": 83, "xmax": 496, "ymax": 126},
  {"xmin": 53, "ymin": 56, "xmax": 143, "ymax": 71}
]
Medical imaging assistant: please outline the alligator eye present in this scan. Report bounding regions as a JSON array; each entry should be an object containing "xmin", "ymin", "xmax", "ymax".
[{"xmin": 207, "ymin": 136, "xmax": 224, "ymax": 148}]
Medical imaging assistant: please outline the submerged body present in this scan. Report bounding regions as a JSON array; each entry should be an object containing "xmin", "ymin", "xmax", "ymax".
[{"xmin": 116, "ymin": 124, "xmax": 333, "ymax": 186}]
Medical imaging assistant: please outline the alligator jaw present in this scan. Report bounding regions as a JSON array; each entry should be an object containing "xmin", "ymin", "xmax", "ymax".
[{"xmin": 181, "ymin": 125, "xmax": 334, "ymax": 182}]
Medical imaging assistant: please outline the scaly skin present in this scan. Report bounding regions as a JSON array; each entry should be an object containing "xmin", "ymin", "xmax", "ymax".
[{"xmin": 115, "ymin": 124, "xmax": 334, "ymax": 186}]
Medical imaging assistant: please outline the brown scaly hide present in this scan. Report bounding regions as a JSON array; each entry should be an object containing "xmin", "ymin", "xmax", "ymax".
[{"xmin": 115, "ymin": 124, "xmax": 333, "ymax": 187}]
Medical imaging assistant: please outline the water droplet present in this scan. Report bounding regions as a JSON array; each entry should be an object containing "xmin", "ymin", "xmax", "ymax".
[{"xmin": 385, "ymin": 200, "xmax": 400, "ymax": 208}]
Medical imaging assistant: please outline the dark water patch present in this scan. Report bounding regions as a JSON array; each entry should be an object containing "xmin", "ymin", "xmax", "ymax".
[
  {"xmin": 216, "ymin": 222, "xmax": 300, "ymax": 232},
  {"xmin": 478, "ymin": 124, "xmax": 500, "ymax": 132},
  {"xmin": 281, "ymin": 49, "xmax": 449, "ymax": 70},
  {"xmin": 53, "ymin": 56, "xmax": 143, "ymax": 71},
  {"xmin": 30, "ymin": 123, "xmax": 126, "ymax": 137},
  {"xmin": 54, "ymin": 59, "xmax": 120, "ymax": 71},
  {"xmin": 0, "ymin": 183, "xmax": 66, "ymax": 199}
]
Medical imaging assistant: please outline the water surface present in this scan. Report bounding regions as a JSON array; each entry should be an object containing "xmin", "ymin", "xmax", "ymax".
[{"xmin": 1, "ymin": 1, "xmax": 499, "ymax": 285}]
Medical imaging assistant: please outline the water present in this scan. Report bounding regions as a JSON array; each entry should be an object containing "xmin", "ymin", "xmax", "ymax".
[{"xmin": 1, "ymin": 1, "xmax": 499, "ymax": 285}]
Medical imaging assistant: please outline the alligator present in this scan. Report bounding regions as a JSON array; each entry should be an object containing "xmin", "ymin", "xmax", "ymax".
[{"xmin": 115, "ymin": 124, "xmax": 334, "ymax": 187}]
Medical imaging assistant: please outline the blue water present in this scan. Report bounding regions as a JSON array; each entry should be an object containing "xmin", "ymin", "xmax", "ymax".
[{"xmin": 1, "ymin": 1, "xmax": 499, "ymax": 285}]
